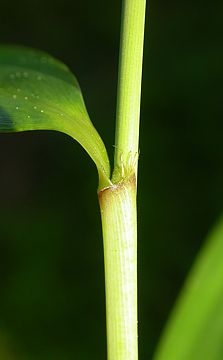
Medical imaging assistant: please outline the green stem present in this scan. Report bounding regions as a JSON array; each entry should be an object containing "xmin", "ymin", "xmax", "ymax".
[
  {"xmin": 113, "ymin": 0, "xmax": 146, "ymax": 182},
  {"xmin": 99, "ymin": 176, "xmax": 137, "ymax": 360},
  {"xmin": 98, "ymin": 1, "xmax": 146, "ymax": 359}
]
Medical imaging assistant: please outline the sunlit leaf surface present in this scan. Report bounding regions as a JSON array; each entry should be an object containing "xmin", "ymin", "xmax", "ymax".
[{"xmin": 0, "ymin": 46, "xmax": 110, "ymax": 188}]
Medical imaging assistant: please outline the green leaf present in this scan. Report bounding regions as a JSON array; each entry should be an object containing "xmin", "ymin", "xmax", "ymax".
[
  {"xmin": 153, "ymin": 216, "xmax": 223, "ymax": 360},
  {"xmin": 0, "ymin": 45, "xmax": 110, "ymax": 189}
]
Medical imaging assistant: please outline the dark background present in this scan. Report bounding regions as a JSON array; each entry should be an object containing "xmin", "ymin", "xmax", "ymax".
[{"xmin": 0, "ymin": 0, "xmax": 223, "ymax": 359}]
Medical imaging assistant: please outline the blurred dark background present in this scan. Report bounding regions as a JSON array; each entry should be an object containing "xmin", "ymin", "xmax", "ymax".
[{"xmin": 0, "ymin": 0, "xmax": 223, "ymax": 359}]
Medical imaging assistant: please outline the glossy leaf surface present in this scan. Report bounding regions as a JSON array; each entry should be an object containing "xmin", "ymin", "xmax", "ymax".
[{"xmin": 0, "ymin": 46, "xmax": 110, "ymax": 188}]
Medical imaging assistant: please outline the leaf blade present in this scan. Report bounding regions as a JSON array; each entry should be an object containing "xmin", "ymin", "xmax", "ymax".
[
  {"xmin": 153, "ymin": 216, "xmax": 223, "ymax": 360},
  {"xmin": 0, "ymin": 46, "xmax": 110, "ymax": 189}
]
